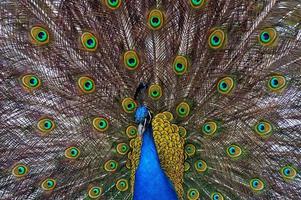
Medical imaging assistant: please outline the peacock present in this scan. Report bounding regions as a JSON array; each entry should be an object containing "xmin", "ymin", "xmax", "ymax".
[{"xmin": 1, "ymin": 0, "xmax": 301, "ymax": 199}]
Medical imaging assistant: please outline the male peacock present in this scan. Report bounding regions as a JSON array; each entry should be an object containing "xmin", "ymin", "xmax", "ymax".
[{"xmin": 0, "ymin": 0, "xmax": 301, "ymax": 199}]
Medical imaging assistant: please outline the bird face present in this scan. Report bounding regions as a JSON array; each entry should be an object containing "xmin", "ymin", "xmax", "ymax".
[{"xmin": 134, "ymin": 105, "xmax": 152, "ymax": 135}]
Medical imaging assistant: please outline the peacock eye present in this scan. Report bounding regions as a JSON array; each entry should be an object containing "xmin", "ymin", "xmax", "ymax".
[
  {"xmin": 189, "ymin": 0, "xmax": 206, "ymax": 9},
  {"xmin": 116, "ymin": 143, "xmax": 130, "ymax": 155},
  {"xmin": 211, "ymin": 192, "xmax": 224, "ymax": 200},
  {"xmin": 93, "ymin": 117, "xmax": 109, "ymax": 132},
  {"xmin": 37, "ymin": 118, "xmax": 55, "ymax": 134},
  {"xmin": 202, "ymin": 121, "xmax": 218, "ymax": 136},
  {"xmin": 21, "ymin": 74, "xmax": 41, "ymax": 90},
  {"xmin": 123, "ymin": 50, "xmax": 140, "ymax": 70},
  {"xmin": 208, "ymin": 29, "xmax": 226, "ymax": 50},
  {"xmin": 250, "ymin": 178, "xmax": 265, "ymax": 192},
  {"xmin": 104, "ymin": 160, "xmax": 118, "ymax": 172},
  {"xmin": 187, "ymin": 188, "xmax": 200, "ymax": 200},
  {"xmin": 176, "ymin": 102, "xmax": 190, "ymax": 118},
  {"xmin": 81, "ymin": 32, "xmax": 98, "ymax": 51},
  {"xmin": 88, "ymin": 186, "xmax": 102, "ymax": 198},
  {"xmin": 226, "ymin": 144, "xmax": 242, "ymax": 158},
  {"xmin": 78, "ymin": 76, "xmax": 95, "ymax": 94},
  {"xmin": 194, "ymin": 160, "xmax": 207, "ymax": 173},
  {"xmin": 41, "ymin": 178, "xmax": 56, "ymax": 191},
  {"xmin": 105, "ymin": 0, "xmax": 121, "ymax": 10},
  {"xmin": 268, "ymin": 75, "xmax": 287, "ymax": 92},
  {"xmin": 217, "ymin": 76, "xmax": 235, "ymax": 94},
  {"xmin": 122, "ymin": 97, "xmax": 137, "ymax": 113},
  {"xmin": 148, "ymin": 84, "xmax": 162, "ymax": 100},
  {"xmin": 173, "ymin": 55, "xmax": 189, "ymax": 75},
  {"xmin": 254, "ymin": 120, "xmax": 273, "ymax": 138},
  {"xmin": 147, "ymin": 9, "xmax": 164, "ymax": 30},
  {"xmin": 12, "ymin": 164, "xmax": 29, "ymax": 177},
  {"xmin": 30, "ymin": 26, "xmax": 50, "ymax": 45},
  {"xmin": 259, "ymin": 28, "xmax": 277, "ymax": 47},
  {"xmin": 116, "ymin": 178, "xmax": 129, "ymax": 191},
  {"xmin": 280, "ymin": 165, "xmax": 297, "ymax": 180},
  {"xmin": 126, "ymin": 125, "xmax": 138, "ymax": 138},
  {"xmin": 65, "ymin": 147, "xmax": 80, "ymax": 159},
  {"xmin": 185, "ymin": 143, "xmax": 196, "ymax": 157}
]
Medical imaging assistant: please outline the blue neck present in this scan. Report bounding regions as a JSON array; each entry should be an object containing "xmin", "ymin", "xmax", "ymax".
[{"xmin": 133, "ymin": 125, "xmax": 178, "ymax": 200}]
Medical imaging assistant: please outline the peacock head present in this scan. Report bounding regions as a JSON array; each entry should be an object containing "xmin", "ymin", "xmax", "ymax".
[{"xmin": 134, "ymin": 105, "xmax": 152, "ymax": 135}]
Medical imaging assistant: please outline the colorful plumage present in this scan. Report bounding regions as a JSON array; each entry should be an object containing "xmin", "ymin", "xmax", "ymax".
[{"xmin": 0, "ymin": 0, "xmax": 301, "ymax": 199}]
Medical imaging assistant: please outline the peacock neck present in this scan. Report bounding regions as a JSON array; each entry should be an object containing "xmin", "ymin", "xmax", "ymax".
[{"xmin": 133, "ymin": 125, "xmax": 178, "ymax": 200}]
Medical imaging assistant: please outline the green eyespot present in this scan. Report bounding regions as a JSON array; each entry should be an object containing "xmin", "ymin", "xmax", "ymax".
[
  {"xmin": 173, "ymin": 55, "xmax": 189, "ymax": 75},
  {"xmin": 65, "ymin": 147, "xmax": 80, "ymax": 159},
  {"xmin": 122, "ymin": 97, "xmax": 137, "ymax": 113},
  {"xmin": 30, "ymin": 26, "xmax": 50, "ymax": 45},
  {"xmin": 185, "ymin": 144, "xmax": 196, "ymax": 157},
  {"xmin": 81, "ymin": 32, "xmax": 98, "ymax": 51},
  {"xmin": 217, "ymin": 76, "xmax": 235, "ymax": 94},
  {"xmin": 116, "ymin": 143, "xmax": 130, "ymax": 155},
  {"xmin": 126, "ymin": 125, "xmax": 138, "ymax": 138},
  {"xmin": 41, "ymin": 178, "xmax": 56, "ymax": 191},
  {"xmin": 250, "ymin": 178, "xmax": 265, "ymax": 192},
  {"xmin": 88, "ymin": 186, "xmax": 102, "ymax": 199},
  {"xmin": 12, "ymin": 164, "xmax": 29, "ymax": 177},
  {"xmin": 116, "ymin": 179, "xmax": 129, "ymax": 191},
  {"xmin": 187, "ymin": 188, "xmax": 200, "ymax": 200},
  {"xmin": 148, "ymin": 84, "xmax": 162, "ymax": 100},
  {"xmin": 147, "ymin": 9, "xmax": 164, "ymax": 30},
  {"xmin": 189, "ymin": 0, "xmax": 206, "ymax": 9},
  {"xmin": 104, "ymin": 160, "xmax": 118, "ymax": 172},
  {"xmin": 259, "ymin": 28, "xmax": 277, "ymax": 47},
  {"xmin": 226, "ymin": 144, "xmax": 242, "ymax": 158},
  {"xmin": 104, "ymin": 0, "xmax": 121, "ymax": 10},
  {"xmin": 280, "ymin": 165, "xmax": 297, "ymax": 180},
  {"xmin": 176, "ymin": 102, "xmax": 190, "ymax": 118},
  {"xmin": 268, "ymin": 75, "xmax": 287, "ymax": 92},
  {"xmin": 254, "ymin": 120, "xmax": 273, "ymax": 138},
  {"xmin": 211, "ymin": 192, "xmax": 224, "ymax": 200},
  {"xmin": 93, "ymin": 117, "xmax": 109, "ymax": 132},
  {"xmin": 123, "ymin": 50, "xmax": 140, "ymax": 70},
  {"xmin": 194, "ymin": 160, "xmax": 207, "ymax": 173},
  {"xmin": 37, "ymin": 118, "xmax": 55, "ymax": 134},
  {"xmin": 21, "ymin": 74, "xmax": 41, "ymax": 90},
  {"xmin": 178, "ymin": 126, "xmax": 187, "ymax": 138},
  {"xmin": 208, "ymin": 28, "xmax": 226, "ymax": 50},
  {"xmin": 78, "ymin": 76, "xmax": 95, "ymax": 94},
  {"xmin": 202, "ymin": 121, "xmax": 218, "ymax": 136}
]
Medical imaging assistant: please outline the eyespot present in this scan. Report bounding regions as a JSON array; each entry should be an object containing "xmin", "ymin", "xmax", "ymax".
[
  {"xmin": 122, "ymin": 97, "xmax": 137, "ymax": 113},
  {"xmin": 104, "ymin": 160, "xmax": 118, "ymax": 172},
  {"xmin": 187, "ymin": 188, "xmax": 200, "ymax": 200},
  {"xmin": 268, "ymin": 75, "xmax": 287, "ymax": 92},
  {"xmin": 78, "ymin": 76, "xmax": 95, "ymax": 94},
  {"xmin": 147, "ymin": 9, "xmax": 164, "ymax": 30},
  {"xmin": 194, "ymin": 160, "xmax": 207, "ymax": 173},
  {"xmin": 211, "ymin": 192, "xmax": 224, "ymax": 200},
  {"xmin": 65, "ymin": 147, "xmax": 80, "ymax": 159},
  {"xmin": 116, "ymin": 143, "xmax": 130, "ymax": 155},
  {"xmin": 280, "ymin": 165, "xmax": 297, "ymax": 180},
  {"xmin": 184, "ymin": 162, "xmax": 191, "ymax": 172},
  {"xmin": 254, "ymin": 120, "xmax": 273, "ymax": 138},
  {"xmin": 30, "ymin": 26, "xmax": 50, "ymax": 45},
  {"xmin": 249, "ymin": 178, "xmax": 265, "ymax": 192},
  {"xmin": 88, "ymin": 186, "xmax": 102, "ymax": 199},
  {"xmin": 116, "ymin": 178, "xmax": 129, "ymax": 191},
  {"xmin": 104, "ymin": 0, "xmax": 121, "ymax": 10},
  {"xmin": 21, "ymin": 74, "xmax": 41, "ymax": 90},
  {"xmin": 189, "ymin": 0, "xmax": 206, "ymax": 9},
  {"xmin": 259, "ymin": 28, "xmax": 277, "ymax": 47},
  {"xmin": 148, "ymin": 84, "xmax": 162, "ymax": 100},
  {"xmin": 173, "ymin": 55, "xmax": 189, "ymax": 75},
  {"xmin": 226, "ymin": 144, "xmax": 242, "ymax": 158},
  {"xmin": 41, "ymin": 178, "xmax": 56, "ymax": 191},
  {"xmin": 217, "ymin": 77, "xmax": 235, "ymax": 94},
  {"xmin": 202, "ymin": 121, "xmax": 218, "ymax": 136},
  {"xmin": 12, "ymin": 164, "xmax": 29, "ymax": 177},
  {"xmin": 81, "ymin": 32, "xmax": 98, "ymax": 51},
  {"xmin": 178, "ymin": 126, "xmax": 187, "ymax": 138},
  {"xmin": 208, "ymin": 29, "xmax": 226, "ymax": 50},
  {"xmin": 123, "ymin": 50, "xmax": 140, "ymax": 70},
  {"xmin": 185, "ymin": 144, "xmax": 196, "ymax": 157},
  {"xmin": 126, "ymin": 125, "xmax": 138, "ymax": 138},
  {"xmin": 93, "ymin": 117, "xmax": 109, "ymax": 132},
  {"xmin": 176, "ymin": 102, "xmax": 190, "ymax": 118},
  {"xmin": 37, "ymin": 118, "xmax": 55, "ymax": 134}
]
